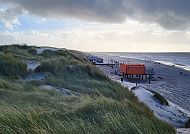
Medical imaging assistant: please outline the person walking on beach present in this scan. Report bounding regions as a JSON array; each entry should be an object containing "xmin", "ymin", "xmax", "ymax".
[
  {"xmin": 180, "ymin": 72, "xmax": 183, "ymax": 75},
  {"xmin": 121, "ymin": 77, "xmax": 124, "ymax": 83}
]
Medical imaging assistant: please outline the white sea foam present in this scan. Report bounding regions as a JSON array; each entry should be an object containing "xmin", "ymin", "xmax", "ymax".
[{"xmin": 117, "ymin": 53, "xmax": 190, "ymax": 72}]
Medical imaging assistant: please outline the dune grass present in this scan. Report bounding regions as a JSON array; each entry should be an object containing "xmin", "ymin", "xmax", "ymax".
[
  {"xmin": 0, "ymin": 45, "xmax": 176, "ymax": 134},
  {"xmin": 185, "ymin": 118, "xmax": 190, "ymax": 128},
  {"xmin": 152, "ymin": 91, "xmax": 169, "ymax": 106},
  {"xmin": 0, "ymin": 52, "xmax": 27, "ymax": 78},
  {"xmin": 0, "ymin": 88, "xmax": 175, "ymax": 134}
]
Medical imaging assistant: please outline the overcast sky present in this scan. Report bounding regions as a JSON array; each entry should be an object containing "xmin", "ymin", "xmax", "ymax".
[{"xmin": 0, "ymin": 0, "xmax": 190, "ymax": 52}]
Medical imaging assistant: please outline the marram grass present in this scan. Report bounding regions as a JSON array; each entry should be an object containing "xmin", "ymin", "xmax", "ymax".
[{"xmin": 0, "ymin": 45, "xmax": 176, "ymax": 134}]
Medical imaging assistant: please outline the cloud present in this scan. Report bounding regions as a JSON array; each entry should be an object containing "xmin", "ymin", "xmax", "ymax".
[
  {"xmin": 1, "ymin": 27, "xmax": 190, "ymax": 52},
  {"xmin": 123, "ymin": 0, "xmax": 190, "ymax": 30},
  {"xmin": 1, "ymin": 0, "xmax": 190, "ymax": 30},
  {"xmin": 0, "ymin": 5, "xmax": 23, "ymax": 29}
]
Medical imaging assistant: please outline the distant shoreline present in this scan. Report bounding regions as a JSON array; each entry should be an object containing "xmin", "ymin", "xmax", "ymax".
[{"xmin": 91, "ymin": 52, "xmax": 190, "ymax": 72}]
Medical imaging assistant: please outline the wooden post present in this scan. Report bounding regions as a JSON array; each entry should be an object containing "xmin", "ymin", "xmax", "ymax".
[
  {"xmin": 149, "ymin": 75, "xmax": 150, "ymax": 83},
  {"xmin": 132, "ymin": 75, "xmax": 134, "ymax": 83}
]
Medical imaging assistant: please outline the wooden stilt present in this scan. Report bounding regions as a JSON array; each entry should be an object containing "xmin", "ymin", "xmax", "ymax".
[{"xmin": 149, "ymin": 75, "xmax": 150, "ymax": 83}]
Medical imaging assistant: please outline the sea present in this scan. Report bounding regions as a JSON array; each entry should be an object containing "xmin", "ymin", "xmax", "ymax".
[{"xmin": 100, "ymin": 52, "xmax": 190, "ymax": 71}]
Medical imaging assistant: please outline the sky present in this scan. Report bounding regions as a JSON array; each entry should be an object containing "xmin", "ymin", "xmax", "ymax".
[{"xmin": 0, "ymin": 0, "xmax": 190, "ymax": 52}]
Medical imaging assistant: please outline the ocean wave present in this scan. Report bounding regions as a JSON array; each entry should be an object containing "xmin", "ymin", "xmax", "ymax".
[{"xmin": 103, "ymin": 52, "xmax": 190, "ymax": 72}]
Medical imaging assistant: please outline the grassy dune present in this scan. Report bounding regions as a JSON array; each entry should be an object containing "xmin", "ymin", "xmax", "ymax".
[
  {"xmin": 0, "ymin": 53, "xmax": 27, "ymax": 78},
  {"xmin": 0, "ymin": 45, "xmax": 176, "ymax": 134}
]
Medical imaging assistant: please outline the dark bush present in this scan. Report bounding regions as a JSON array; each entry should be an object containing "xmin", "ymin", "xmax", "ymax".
[
  {"xmin": 185, "ymin": 118, "xmax": 190, "ymax": 128},
  {"xmin": 153, "ymin": 92, "xmax": 169, "ymax": 106}
]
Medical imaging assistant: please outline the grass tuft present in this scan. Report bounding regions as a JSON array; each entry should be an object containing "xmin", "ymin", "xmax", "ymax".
[
  {"xmin": 153, "ymin": 92, "xmax": 169, "ymax": 106},
  {"xmin": 185, "ymin": 118, "xmax": 190, "ymax": 128}
]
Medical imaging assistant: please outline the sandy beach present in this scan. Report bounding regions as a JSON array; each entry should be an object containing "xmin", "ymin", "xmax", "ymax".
[
  {"xmin": 94, "ymin": 53, "xmax": 190, "ymax": 133},
  {"xmin": 94, "ymin": 53, "xmax": 190, "ymax": 113}
]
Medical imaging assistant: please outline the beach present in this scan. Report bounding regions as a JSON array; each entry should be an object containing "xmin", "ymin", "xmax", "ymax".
[
  {"xmin": 94, "ymin": 53, "xmax": 190, "ymax": 113},
  {"xmin": 94, "ymin": 53, "xmax": 190, "ymax": 132}
]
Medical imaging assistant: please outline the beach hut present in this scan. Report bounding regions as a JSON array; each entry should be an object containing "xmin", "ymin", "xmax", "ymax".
[
  {"xmin": 127, "ymin": 64, "xmax": 145, "ymax": 75},
  {"xmin": 120, "ymin": 63, "xmax": 145, "ymax": 75},
  {"xmin": 120, "ymin": 63, "xmax": 151, "ymax": 83}
]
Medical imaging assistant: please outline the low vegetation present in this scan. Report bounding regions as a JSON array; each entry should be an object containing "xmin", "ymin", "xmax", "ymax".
[
  {"xmin": 153, "ymin": 91, "xmax": 169, "ymax": 106},
  {"xmin": 0, "ymin": 45, "xmax": 175, "ymax": 134},
  {"xmin": 0, "ymin": 52, "xmax": 27, "ymax": 78},
  {"xmin": 185, "ymin": 118, "xmax": 190, "ymax": 128}
]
